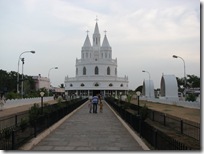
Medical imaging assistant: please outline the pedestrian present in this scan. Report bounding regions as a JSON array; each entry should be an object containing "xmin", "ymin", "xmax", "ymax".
[
  {"xmin": 92, "ymin": 94, "xmax": 98, "ymax": 113},
  {"xmin": 0, "ymin": 93, "xmax": 6, "ymax": 111},
  {"xmin": 99, "ymin": 101, "xmax": 103, "ymax": 113},
  {"xmin": 88, "ymin": 96, "xmax": 93, "ymax": 113}
]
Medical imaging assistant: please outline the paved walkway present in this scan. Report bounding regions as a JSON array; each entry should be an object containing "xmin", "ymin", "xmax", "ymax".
[{"xmin": 30, "ymin": 101, "xmax": 148, "ymax": 151}]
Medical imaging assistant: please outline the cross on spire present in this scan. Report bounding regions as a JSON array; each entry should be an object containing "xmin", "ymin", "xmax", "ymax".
[
  {"xmin": 104, "ymin": 30, "xmax": 107, "ymax": 35},
  {"xmin": 95, "ymin": 16, "xmax": 98, "ymax": 22}
]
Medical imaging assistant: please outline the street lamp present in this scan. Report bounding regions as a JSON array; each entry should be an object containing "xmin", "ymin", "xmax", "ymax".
[
  {"xmin": 40, "ymin": 91, "xmax": 45, "ymax": 113},
  {"xmin": 142, "ymin": 70, "xmax": 151, "ymax": 98},
  {"xmin": 21, "ymin": 58, "xmax": 25, "ymax": 97},
  {"xmin": 172, "ymin": 55, "xmax": 186, "ymax": 95},
  {"xmin": 48, "ymin": 67, "xmax": 58, "ymax": 96},
  {"xmin": 136, "ymin": 91, "xmax": 141, "ymax": 115},
  {"xmin": 17, "ymin": 51, "xmax": 35, "ymax": 94}
]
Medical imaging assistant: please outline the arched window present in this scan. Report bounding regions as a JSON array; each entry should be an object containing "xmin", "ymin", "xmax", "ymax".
[
  {"xmin": 95, "ymin": 66, "xmax": 99, "ymax": 75},
  {"xmin": 107, "ymin": 67, "xmax": 110, "ymax": 75},
  {"xmin": 83, "ymin": 67, "xmax": 86, "ymax": 75}
]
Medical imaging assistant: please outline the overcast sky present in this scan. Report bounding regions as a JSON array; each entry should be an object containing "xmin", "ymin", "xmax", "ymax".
[{"xmin": 0, "ymin": 0, "xmax": 201, "ymax": 90}]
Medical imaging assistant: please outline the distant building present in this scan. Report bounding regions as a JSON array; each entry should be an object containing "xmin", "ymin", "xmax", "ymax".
[
  {"xmin": 142, "ymin": 80, "xmax": 155, "ymax": 98},
  {"xmin": 65, "ymin": 20, "xmax": 129, "ymax": 97},
  {"xmin": 32, "ymin": 74, "xmax": 50, "ymax": 90}
]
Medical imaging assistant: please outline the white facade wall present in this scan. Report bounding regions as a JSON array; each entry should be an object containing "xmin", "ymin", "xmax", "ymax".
[{"xmin": 65, "ymin": 22, "xmax": 128, "ymax": 94}]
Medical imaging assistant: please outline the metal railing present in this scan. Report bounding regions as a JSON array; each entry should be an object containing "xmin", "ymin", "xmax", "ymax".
[
  {"xmin": 105, "ymin": 97, "xmax": 200, "ymax": 150},
  {"xmin": 0, "ymin": 98, "xmax": 88, "ymax": 150}
]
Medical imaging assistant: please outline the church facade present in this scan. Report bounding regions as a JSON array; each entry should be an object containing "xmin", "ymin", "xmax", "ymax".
[{"xmin": 65, "ymin": 21, "xmax": 128, "ymax": 97}]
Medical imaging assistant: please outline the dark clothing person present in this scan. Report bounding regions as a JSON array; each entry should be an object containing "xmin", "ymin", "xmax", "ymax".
[{"xmin": 92, "ymin": 95, "xmax": 98, "ymax": 113}]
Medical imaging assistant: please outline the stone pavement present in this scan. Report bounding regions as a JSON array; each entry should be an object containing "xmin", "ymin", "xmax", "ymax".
[{"xmin": 30, "ymin": 101, "xmax": 149, "ymax": 151}]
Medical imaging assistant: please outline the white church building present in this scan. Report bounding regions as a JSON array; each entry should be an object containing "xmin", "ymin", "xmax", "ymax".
[{"xmin": 65, "ymin": 21, "xmax": 128, "ymax": 97}]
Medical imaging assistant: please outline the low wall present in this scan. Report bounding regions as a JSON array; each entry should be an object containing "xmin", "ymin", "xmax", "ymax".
[
  {"xmin": 4, "ymin": 97, "xmax": 54, "ymax": 109},
  {"xmin": 140, "ymin": 97, "xmax": 200, "ymax": 109}
]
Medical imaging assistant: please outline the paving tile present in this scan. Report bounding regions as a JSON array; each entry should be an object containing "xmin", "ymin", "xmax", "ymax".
[{"xmin": 31, "ymin": 101, "xmax": 145, "ymax": 151}]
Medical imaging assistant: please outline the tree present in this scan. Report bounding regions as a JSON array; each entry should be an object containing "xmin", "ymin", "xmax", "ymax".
[
  {"xmin": 135, "ymin": 85, "xmax": 143, "ymax": 93},
  {"xmin": 186, "ymin": 75, "xmax": 200, "ymax": 88}
]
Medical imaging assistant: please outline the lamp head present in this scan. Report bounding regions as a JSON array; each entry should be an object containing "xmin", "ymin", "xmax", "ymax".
[
  {"xmin": 142, "ymin": 70, "xmax": 145, "ymax": 72},
  {"xmin": 173, "ymin": 55, "xmax": 178, "ymax": 58},
  {"xmin": 55, "ymin": 67, "xmax": 58, "ymax": 69},
  {"xmin": 136, "ymin": 91, "xmax": 141, "ymax": 96},
  {"xmin": 40, "ymin": 91, "xmax": 45, "ymax": 97},
  {"xmin": 30, "ymin": 51, "xmax": 35, "ymax": 54}
]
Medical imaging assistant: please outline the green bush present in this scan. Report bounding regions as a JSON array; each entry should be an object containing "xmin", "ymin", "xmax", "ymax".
[
  {"xmin": 20, "ymin": 117, "xmax": 28, "ymax": 132},
  {"xmin": 140, "ymin": 104, "xmax": 149, "ymax": 121},
  {"xmin": 186, "ymin": 93, "xmax": 196, "ymax": 102},
  {"xmin": 29, "ymin": 103, "xmax": 41, "ymax": 126},
  {"xmin": 5, "ymin": 92, "xmax": 21, "ymax": 99}
]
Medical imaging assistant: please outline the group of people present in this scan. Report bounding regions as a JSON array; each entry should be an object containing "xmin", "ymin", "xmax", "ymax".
[{"xmin": 88, "ymin": 94, "xmax": 103, "ymax": 113}]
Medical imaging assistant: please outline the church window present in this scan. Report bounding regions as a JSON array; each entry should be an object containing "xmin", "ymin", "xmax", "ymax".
[
  {"xmin": 109, "ymin": 83, "xmax": 113, "ymax": 87},
  {"xmin": 95, "ymin": 66, "xmax": 99, "ymax": 75},
  {"xmin": 90, "ymin": 53, "xmax": 91, "ymax": 58},
  {"xmin": 105, "ymin": 53, "xmax": 107, "ymax": 58},
  {"xmin": 101, "ymin": 53, "xmax": 103, "ymax": 58},
  {"xmin": 109, "ymin": 53, "xmax": 111, "ymax": 58},
  {"xmin": 86, "ymin": 53, "xmax": 88, "ymax": 58},
  {"xmin": 82, "ymin": 53, "xmax": 84, "ymax": 59},
  {"xmin": 83, "ymin": 67, "xmax": 86, "ymax": 75},
  {"xmin": 120, "ymin": 84, "xmax": 123, "ymax": 87},
  {"xmin": 81, "ymin": 83, "xmax": 85, "ymax": 87},
  {"xmin": 107, "ymin": 67, "xmax": 110, "ymax": 75},
  {"xmin": 115, "ymin": 68, "xmax": 117, "ymax": 75},
  {"xmin": 94, "ymin": 82, "xmax": 99, "ymax": 87},
  {"xmin": 96, "ymin": 38, "xmax": 97, "ymax": 45}
]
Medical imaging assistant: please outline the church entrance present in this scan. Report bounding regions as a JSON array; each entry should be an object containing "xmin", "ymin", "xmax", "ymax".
[{"xmin": 92, "ymin": 90, "xmax": 101, "ymax": 96}]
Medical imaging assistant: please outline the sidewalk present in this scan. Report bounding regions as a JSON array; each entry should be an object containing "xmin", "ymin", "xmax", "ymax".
[{"xmin": 29, "ymin": 101, "xmax": 149, "ymax": 151}]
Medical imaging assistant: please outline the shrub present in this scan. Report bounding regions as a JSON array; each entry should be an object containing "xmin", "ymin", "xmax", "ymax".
[
  {"xmin": 29, "ymin": 103, "xmax": 41, "ymax": 126},
  {"xmin": 140, "ymin": 104, "xmax": 149, "ymax": 121},
  {"xmin": 186, "ymin": 93, "xmax": 196, "ymax": 102},
  {"xmin": 20, "ymin": 117, "xmax": 28, "ymax": 132}
]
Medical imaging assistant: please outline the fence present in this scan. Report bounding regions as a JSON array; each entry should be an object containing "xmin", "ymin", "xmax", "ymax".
[
  {"xmin": 105, "ymin": 97, "xmax": 200, "ymax": 150},
  {"xmin": 4, "ymin": 96, "xmax": 54, "ymax": 109},
  {"xmin": 140, "ymin": 97, "xmax": 200, "ymax": 109},
  {"xmin": 0, "ymin": 98, "xmax": 88, "ymax": 150},
  {"xmin": 148, "ymin": 109, "xmax": 200, "ymax": 141},
  {"xmin": 0, "ymin": 111, "xmax": 29, "ymax": 130}
]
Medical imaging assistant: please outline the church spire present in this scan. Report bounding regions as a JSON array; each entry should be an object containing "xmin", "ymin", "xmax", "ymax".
[
  {"xmin": 83, "ymin": 31, "xmax": 91, "ymax": 47},
  {"xmin": 102, "ymin": 31, "xmax": 110, "ymax": 47},
  {"xmin": 93, "ymin": 18, "xmax": 100, "ymax": 47}
]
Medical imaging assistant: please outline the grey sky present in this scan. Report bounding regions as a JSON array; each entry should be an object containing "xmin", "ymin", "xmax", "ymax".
[{"xmin": 0, "ymin": 0, "xmax": 200, "ymax": 90}]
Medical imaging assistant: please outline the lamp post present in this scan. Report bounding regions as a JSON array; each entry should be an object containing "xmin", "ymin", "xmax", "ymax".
[
  {"xmin": 17, "ymin": 51, "xmax": 35, "ymax": 94},
  {"xmin": 21, "ymin": 58, "xmax": 25, "ymax": 97},
  {"xmin": 172, "ymin": 55, "xmax": 186, "ymax": 96},
  {"xmin": 40, "ymin": 91, "xmax": 45, "ymax": 113},
  {"xmin": 142, "ymin": 70, "xmax": 151, "ymax": 98},
  {"xmin": 136, "ymin": 91, "xmax": 141, "ymax": 115},
  {"xmin": 48, "ymin": 67, "xmax": 58, "ymax": 96}
]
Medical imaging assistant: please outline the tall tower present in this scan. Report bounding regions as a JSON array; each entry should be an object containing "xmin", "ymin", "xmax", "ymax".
[{"xmin": 93, "ymin": 20, "xmax": 100, "ymax": 61}]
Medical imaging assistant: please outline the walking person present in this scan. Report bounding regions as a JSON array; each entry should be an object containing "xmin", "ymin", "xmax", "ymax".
[
  {"xmin": 99, "ymin": 101, "xmax": 103, "ymax": 113},
  {"xmin": 88, "ymin": 96, "xmax": 93, "ymax": 113},
  {"xmin": 92, "ymin": 94, "xmax": 98, "ymax": 113}
]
